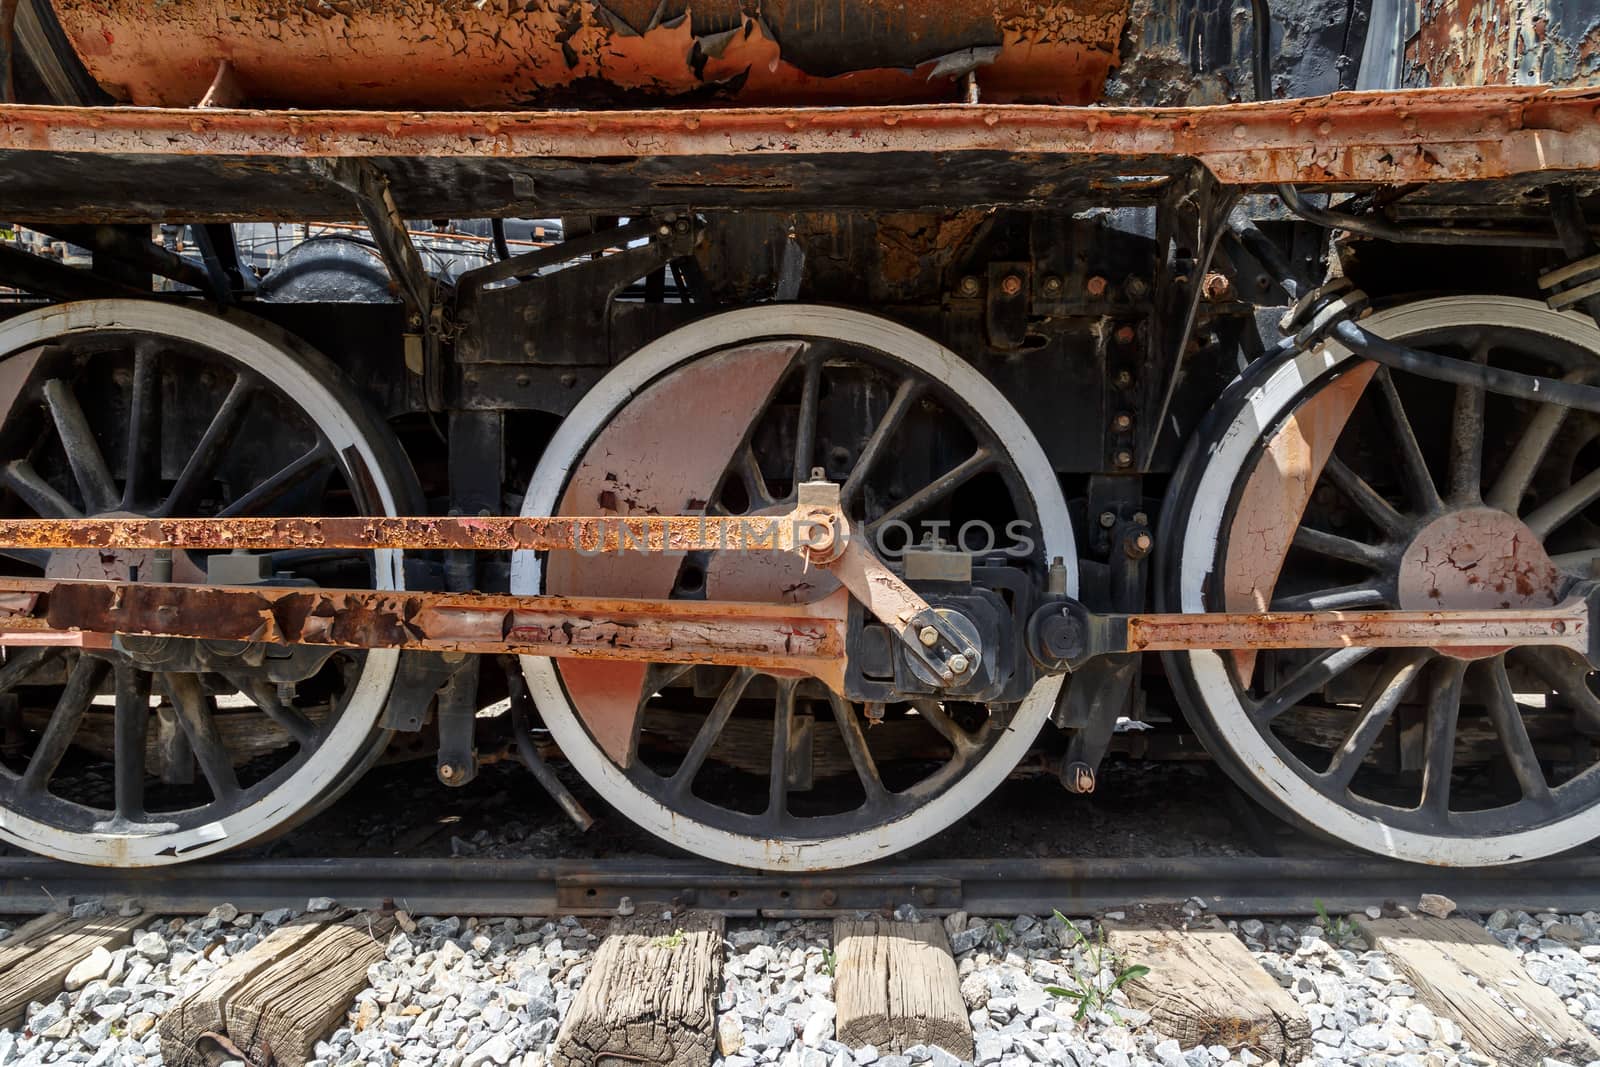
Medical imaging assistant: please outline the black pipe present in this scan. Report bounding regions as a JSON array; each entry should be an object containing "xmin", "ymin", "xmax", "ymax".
[
  {"xmin": 502, "ymin": 656, "xmax": 594, "ymax": 831},
  {"xmin": 491, "ymin": 217, "xmax": 511, "ymax": 262},
  {"xmin": 1332, "ymin": 317, "xmax": 1600, "ymax": 414}
]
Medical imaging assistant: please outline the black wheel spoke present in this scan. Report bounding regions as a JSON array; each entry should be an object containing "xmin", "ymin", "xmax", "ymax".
[
  {"xmin": 161, "ymin": 673, "xmax": 240, "ymax": 802},
  {"xmin": 120, "ymin": 343, "xmax": 161, "ymax": 511},
  {"xmin": 215, "ymin": 443, "xmax": 333, "ymax": 519},
  {"xmin": 20, "ymin": 656, "xmax": 103, "ymax": 793},
  {"xmin": 1271, "ymin": 582, "xmax": 1388, "ymax": 612},
  {"xmin": 1, "ymin": 459, "xmax": 83, "ymax": 519},
  {"xmin": 1419, "ymin": 660, "xmax": 1465, "ymax": 816},
  {"xmin": 160, "ymin": 374, "xmax": 253, "ymax": 516},
  {"xmin": 913, "ymin": 698, "xmax": 978, "ymax": 757},
  {"xmin": 868, "ymin": 448, "xmax": 994, "ymax": 533},
  {"xmin": 1445, "ymin": 338, "xmax": 1489, "ymax": 503},
  {"xmin": 1251, "ymin": 646, "xmax": 1375, "ymax": 724},
  {"xmin": 1322, "ymin": 651, "xmax": 1427, "ymax": 788},
  {"xmin": 666, "ymin": 667, "xmax": 753, "ymax": 798},
  {"xmin": 842, "ymin": 377, "xmax": 921, "ymax": 507},
  {"xmin": 1522, "ymin": 468, "xmax": 1600, "ymax": 539},
  {"xmin": 0, "ymin": 647, "xmax": 60, "ymax": 692},
  {"xmin": 735, "ymin": 447, "xmax": 774, "ymax": 510},
  {"xmin": 112, "ymin": 663, "xmax": 150, "ymax": 820},
  {"xmin": 221, "ymin": 671, "xmax": 317, "ymax": 748},
  {"xmin": 1376, "ymin": 368, "xmax": 1443, "ymax": 513},
  {"xmin": 1485, "ymin": 381, "xmax": 1576, "ymax": 513},
  {"xmin": 1321, "ymin": 455, "xmax": 1408, "ymax": 539},
  {"xmin": 1290, "ymin": 526, "xmax": 1393, "ymax": 570},
  {"xmin": 42, "ymin": 378, "xmax": 118, "ymax": 514},
  {"xmin": 1483, "ymin": 657, "xmax": 1555, "ymax": 807},
  {"xmin": 1517, "ymin": 647, "xmax": 1600, "ymax": 734},
  {"xmin": 791, "ymin": 353, "xmax": 822, "ymax": 489},
  {"xmin": 829, "ymin": 691, "xmax": 889, "ymax": 807},
  {"xmin": 766, "ymin": 679, "xmax": 797, "ymax": 819}
]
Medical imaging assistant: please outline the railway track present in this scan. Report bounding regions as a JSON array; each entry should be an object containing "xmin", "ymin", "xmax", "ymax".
[{"xmin": 0, "ymin": 850, "xmax": 1597, "ymax": 918}]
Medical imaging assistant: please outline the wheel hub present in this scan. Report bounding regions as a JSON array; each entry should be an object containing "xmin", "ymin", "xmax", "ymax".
[{"xmin": 1396, "ymin": 506, "xmax": 1563, "ymax": 659}]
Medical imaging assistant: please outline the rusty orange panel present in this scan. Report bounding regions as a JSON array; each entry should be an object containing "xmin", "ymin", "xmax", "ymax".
[
  {"xmin": 51, "ymin": 0, "xmax": 1127, "ymax": 109},
  {"xmin": 1407, "ymin": 0, "xmax": 1600, "ymax": 89},
  {"xmin": 0, "ymin": 86, "xmax": 1596, "ymax": 186}
]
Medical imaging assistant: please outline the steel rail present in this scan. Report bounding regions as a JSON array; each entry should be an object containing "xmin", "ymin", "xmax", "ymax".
[{"xmin": 0, "ymin": 853, "xmax": 1594, "ymax": 918}]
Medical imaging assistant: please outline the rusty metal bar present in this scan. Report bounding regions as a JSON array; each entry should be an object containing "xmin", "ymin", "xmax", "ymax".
[
  {"xmin": 0, "ymin": 86, "xmax": 1596, "ymax": 187},
  {"xmin": 6, "ymin": 577, "xmax": 849, "ymax": 687},
  {"xmin": 0, "ymin": 513, "xmax": 831, "ymax": 553},
  {"xmin": 1120, "ymin": 602, "xmax": 1591, "ymax": 656}
]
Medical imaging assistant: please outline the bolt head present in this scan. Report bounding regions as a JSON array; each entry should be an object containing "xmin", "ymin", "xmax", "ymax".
[
  {"xmin": 1134, "ymin": 532, "xmax": 1153, "ymax": 552},
  {"xmin": 1042, "ymin": 275, "xmax": 1063, "ymax": 295},
  {"xmin": 1114, "ymin": 449, "xmax": 1134, "ymax": 468},
  {"xmin": 1113, "ymin": 412, "xmax": 1133, "ymax": 431},
  {"xmin": 958, "ymin": 275, "xmax": 981, "ymax": 297},
  {"xmin": 1099, "ymin": 511, "xmax": 1116, "ymax": 528},
  {"xmin": 1000, "ymin": 274, "xmax": 1023, "ymax": 296},
  {"xmin": 1085, "ymin": 275, "xmax": 1109, "ymax": 298},
  {"xmin": 918, "ymin": 625, "xmax": 940, "ymax": 647},
  {"xmin": 948, "ymin": 653, "xmax": 970, "ymax": 674}
]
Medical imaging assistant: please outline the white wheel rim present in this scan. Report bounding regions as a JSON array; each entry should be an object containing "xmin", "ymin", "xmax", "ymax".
[
  {"xmin": 1177, "ymin": 296, "xmax": 1600, "ymax": 865},
  {"xmin": 0, "ymin": 300, "xmax": 402, "ymax": 866},
  {"xmin": 516, "ymin": 305, "xmax": 1074, "ymax": 870}
]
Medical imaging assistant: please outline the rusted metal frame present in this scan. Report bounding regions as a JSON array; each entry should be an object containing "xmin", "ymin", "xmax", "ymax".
[
  {"xmin": 3, "ymin": 577, "xmax": 852, "ymax": 683},
  {"xmin": 1116, "ymin": 601, "xmax": 1592, "ymax": 657},
  {"xmin": 0, "ymin": 86, "xmax": 1596, "ymax": 187},
  {"xmin": 24, "ymin": 223, "xmax": 225, "ymax": 300},
  {"xmin": 0, "ymin": 512, "xmax": 840, "ymax": 553}
]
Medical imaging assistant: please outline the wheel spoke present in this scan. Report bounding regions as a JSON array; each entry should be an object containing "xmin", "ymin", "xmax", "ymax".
[
  {"xmin": 111, "ymin": 663, "xmax": 150, "ymax": 820},
  {"xmin": 666, "ymin": 667, "xmax": 753, "ymax": 798},
  {"xmin": 1516, "ymin": 647, "xmax": 1600, "ymax": 734},
  {"xmin": 1322, "ymin": 651, "xmax": 1427, "ymax": 788},
  {"xmin": 1483, "ymin": 657, "xmax": 1554, "ymax": 807},
  {"xmin": 42, "ymin": 379, "xmax": 118, "ymax": 513},
  {"xmin": 221, "ymin": 671, "xmax": 316, "ymax": 748},
  {"xmin": 1419, "ymin": 659, "xmax": 1465, "ymax": 816},
  {"xmin": 766, "ymin": 679, "xmax": 797, "ymax": 818},
  {"xmin": 1270, "ymin": 582, "xmax": 1388, "ymax": 612},
  {"xmin": 1522, "ymin": 467, "xmax": 1600, "ymax": 539},
  {"xmin": 0, "ymin": 647, "xmax": 60, "ymax": 692},
  {"xmin": 791, "ymin": 353, "xmax": 822, "ymax": 488},
  {"xmin": 215, "ymin": 443, "xmax": 333, "ymax": 519},
  {"xmin": 735, "ymin": 447, "xmax": 774, "ymax": 510},
  {"xmin": 842, "ymin": 377, "xmax": 921, "ymax": 507},
  {"xmin": 1250, "ymin": 646, "xmax": 1375, "ymax": 724},
  {"xmin": 1376, "ymin": 368, "xmax": 1443, "ymax": 513},
  {"xmin": 1551, "ymin": 547, "xmax": 1600, "ymax": 576},
  {"xmin": 1446, "ymin": 338, "xmax": 1489, "ymax": 503},
  {"xmin": 1485, "ymin": 380, "xmax": 1577, "ymax": 513},
  {"xmin": 20, "ymin": 656, "xmax": 104, "ymax": 793},
  {"xmin": 829, "ymin": 690, "xmax": 889, "ymax": 806},
  {"xmin": 161, "ymin": 673, "xmax": 240, "ymax": 802},
  {"xmin": 1290, "ymin": 526, "xmax": 1393, "ymax": 570},
  {"xmin": 868, "ymin": 448, "xmax": 994, "ymax": 533},
  {"xmin": 160, "ymin": 374, "xmax": 253, "ymax": 516},
  {"xmin": 0, "ymin": 459, "xmax": 83, "ymax": 519},
  {"xmin": 1321, "ymin": 455, "xmax": 1408, "ymax": 539},
  {"xmin": 913, "ymin": 698, "xmax": 978, "ymax": 756},
  {"xmin": 120, "ymin": 343, "xmax": 161, "ymax": 511}
]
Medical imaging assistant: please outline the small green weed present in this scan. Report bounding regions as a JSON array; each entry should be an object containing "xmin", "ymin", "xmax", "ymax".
[{"xmin": 1043, "ymin": 911, "xmax": 1151, "ymax": 1023}]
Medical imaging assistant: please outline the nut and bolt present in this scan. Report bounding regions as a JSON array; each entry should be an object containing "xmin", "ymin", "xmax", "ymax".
[
  {"xmin": 657, "ymin": 223, "xmax": 673, "ymax": 236},
  {"xmin": 1124, "ymin": 276, "xmax": 1150, "ymax": 300},
  {"xmin": 948, "ymin": 653, "xmax": 970, "ymax": 674},
  {"xmin": 1085, "ymin": 275, "xmax": 1109, "ymax": 299},
  {"xmin": 1042, "ymin": 275, "xmax": 1063, "ymax": 296},
  {"xmin": 1114, "ymin": 325, "xmax": 1138, "ymax": 347},
  {"xmin": 1113, "ymin": 369, "xmax": 1134, "ymax": 388},
  {"xmin": 957, "ymin": 275, "xmax": 981, "ymax": 297},
  {"xmin": 1126, "ymin": 531, "xmax": 1154, "ymax": 558},
  {"xmin": 1000, "ymin": 274, "xmax": 1023, "ymax": 296},
  {"xmin": 673, "ymin": 218, "xmax": 692, "ymax": 235},
  {"xmin": 1114, "ymin": 449, "xmax": 1134, "ymax": 468},
  {"xmin": 439, "ymin": 763, "xmax": 460, "ymax": 782},
  {"xmin": 918, "ymin": 625, "xmax": 940, "ymax": 647},
  {"xmin": 1099, "ymin": 511, "xmax": 1117, "ymax": 528},
  {"xmin": 1112, "ymin": 412, "xmax": 1133, "ymax": 432}
]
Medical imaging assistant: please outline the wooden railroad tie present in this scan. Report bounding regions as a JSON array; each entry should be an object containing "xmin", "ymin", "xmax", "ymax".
[
  {"xmin": 552, "ymin": 909, "xmax": 723, "ymax": 1067},
  {"xmin": 1356, "ymin": 913, "xmax": 1600, "ymax": 1064},
  {"xmin": 831, "ymin": 917, "xmax": 974, "ymax": 1061},
  {"xmin": 1104, "ymin": 918, "xmax": 1311, "ymax": 1064},
  {"xmin": 0, "ymin": 910, "xmax": 144, "ymax": 1030},
  {"xmin": 160, "ymin": 909, "xmax": 396, "ymax": 1067}
]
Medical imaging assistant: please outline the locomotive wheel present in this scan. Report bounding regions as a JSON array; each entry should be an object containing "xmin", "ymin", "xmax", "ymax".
[
  {"xmin": 0, "ymin": 300, "xmax": 418, "ymax": 865},
  {"xmin": 1162, "ymin": 296, "xmax": 1600, "ymax": 865},
  {"xmin": 515, "ymin": 306, "xmax": 1073, "ymax": 870}
]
